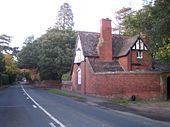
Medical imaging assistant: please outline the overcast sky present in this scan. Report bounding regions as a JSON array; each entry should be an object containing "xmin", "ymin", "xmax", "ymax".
[{"xmin": 0, "ymin": 0, "xmax": 143, "ymax": 48}]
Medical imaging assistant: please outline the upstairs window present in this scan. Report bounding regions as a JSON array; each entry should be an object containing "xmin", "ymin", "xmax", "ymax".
[
  {"xmin": 137, "ymin": 51, "xmax": 143, "ymax": 59},
  {"xmin": 76, "ymin": 48, "xmax": 81, "ymax": 62}
]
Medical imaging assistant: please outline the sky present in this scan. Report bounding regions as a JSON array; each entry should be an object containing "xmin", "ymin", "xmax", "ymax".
[{"xmin": 0, "ymin": 0, "xmax": 143, "ymax": 48}]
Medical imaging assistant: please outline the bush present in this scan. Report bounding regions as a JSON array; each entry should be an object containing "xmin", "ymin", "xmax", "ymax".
[
  {"xmin": 62, "ymin": 72, "xmax": 71, "ymax": 81},
  {"xmin": 0, "ymin": 74, "xmax": 9, "ymax": 85}
]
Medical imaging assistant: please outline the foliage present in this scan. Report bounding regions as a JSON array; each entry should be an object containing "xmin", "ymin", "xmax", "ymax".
[
  {"xmin": 0, "ymin": 34, "xmax": 11, "ymax": 52},
  {"xmin": 48, "ymin": 89, "xmax": 86, "ymax": 101},
  {"xmin": 3, "ymin": 54, "xmax": 18, "ymax": 83},
  {"xmin": 113, "ymin": 7, "xmax": 133, "ymax": 34},
  {"xmin": 56, "ymin": 3, "xmax": 74, "ymax": 30},
  {"xmin": 23, "ymin": 72, "xmax": 32, "ymax": 82},
  {"xmin": 17, "ymin": 36, "xmax": 39, "ymax": 68},
  {"xmin": 0, "ymin": 34, "xmax": 19, "ymax": 56},
  {"xmin": 62, "ymin": 72, "xmax": 71, "ymax": 81},
  {"xmin": 0, "ymin": 53, "xmax": 5, "ymax": 73},
  {"xmin": 37, "ymin": 29, "xmax": 76, "ymax": 81},
  {"xmin": 23, "ymin": 35, "xmax": 35, "ymax": 45},
  {"xmin": 111, "ymin": 98, "xmax": 130, "ymax": 105},
  {"xmin": 17, "ymin": 3, "xmax": 76, "ymax": 81},
  {"xmin": 123, "ymin": 0, "xmax": 170, "ymax": 61},
  {"xmin": 4, "ymin": 54, "xmax": 17, "ymax": 75},
  {"xmin": 0, "ymin": 74, "xmax": 9, "ymax": 85},
  {"xmin": 17, "ymin": 29, "xmax": 77, "ymax": 81}
]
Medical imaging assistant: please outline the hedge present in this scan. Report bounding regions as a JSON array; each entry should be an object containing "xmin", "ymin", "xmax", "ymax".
[{"xmin": 0, "ymin": 74, "xmax": 9, "ymax": 85}]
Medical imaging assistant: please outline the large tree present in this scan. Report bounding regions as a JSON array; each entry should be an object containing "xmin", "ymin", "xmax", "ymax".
[
  {"xmin": 17, "ymin": 29, "xmax": 76, "ymax": 81},
  {"xmin": 56, "ymin": 3, "xmax": 74, "ymax": 30},
  {"xmin": 0, "ymin": 34, "xmax": 12, "ymax": 52},
  {"xmin": 0, "ymin": 34, "xmax": 19, "ymax": 84},
  {"xmin": 37, "ymin": 29, "xmax": 76, "ymax": 81},
  {"xmin": 113, "ymin": 7, "xmax": 133, "ymax": 35},
  {"xmin": 17, "ymin": 36, "xmax": 39, "ymax": 68},
  {"xmin": 123, "ymin": 0, "xmax": 170, "ymax": 61},
  {"xmin": 0, "ymin": 53, "xmax": 5, "ymax": 73},
  {"xmin": 3, "ymin": 54, "xmax": 17, "ymax": 83},
  {"xmin": 0, "ymin": 34, "xmax": 19, "ymax": 56}
]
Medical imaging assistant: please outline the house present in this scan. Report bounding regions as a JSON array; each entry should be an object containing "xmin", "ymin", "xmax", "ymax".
[{"xmin": 71, "ymin": 18, "xmax": 170, "ymax": 100}]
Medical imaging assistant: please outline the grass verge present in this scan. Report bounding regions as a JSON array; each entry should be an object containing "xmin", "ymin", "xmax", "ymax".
[
  {"xmin": 110, "ymin": 98, "xmax": 141, "ymax": 106},
  {"xmin": 48, "ymin": 89, "xmax": 86, "ymax": 102}
]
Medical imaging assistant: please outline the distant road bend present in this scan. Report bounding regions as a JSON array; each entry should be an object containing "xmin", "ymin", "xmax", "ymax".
[{"xmin": 0, "ymin": 84, "xmax": 169, "ymax": 127}]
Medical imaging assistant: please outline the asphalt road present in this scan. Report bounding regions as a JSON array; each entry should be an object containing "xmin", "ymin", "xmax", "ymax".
[{"xmin": 0, "ymin": 84, "xmax": 169, "ymax": 127}]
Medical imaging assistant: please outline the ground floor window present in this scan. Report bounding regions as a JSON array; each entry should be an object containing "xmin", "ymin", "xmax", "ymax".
[{"xmin": 77, "ymin": 68, "xmax": 81, "ymax": 85}]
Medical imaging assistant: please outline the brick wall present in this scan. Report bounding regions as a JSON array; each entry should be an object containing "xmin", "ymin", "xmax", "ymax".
[
  {"xmin": 71, "ymin": 58, "xmax": 163, "ymax": 100},
  {"xmin": 118, "ymin": 50, "xmax": 152, "ymax": 71},
  {"xmin": 118, "ymin": 55, "xmax": 129, "ymax": 71},
  {"xmin": 71, "ymin": 62, "xmax": 86, "ymax": 93},
  {"xmin": 84, "ymin": 58, "xmax": 162, "ymax": 99},
  {"xmin": 131, "ymin": 50, "xmax": 152, "ymax": 71}
]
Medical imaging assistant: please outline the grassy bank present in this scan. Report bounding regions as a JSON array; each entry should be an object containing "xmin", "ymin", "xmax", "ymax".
[
  {"xmin": 110, "ymin": 98, "xmax": 141, "ymax": 106},
  {"xmin": 48, "ymin": 89, "xmax": 86, "ymax": 102}
]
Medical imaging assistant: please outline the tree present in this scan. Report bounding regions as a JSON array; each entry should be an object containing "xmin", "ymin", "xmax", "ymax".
[
  {"xmin": 17, "ymin": 36, "xmax": 39, "ymax": 68},
  {"xmin": 123, "ymin": 0, "xmax": 170, "ymax": 61},
  {"xmin": 113, "ymin": 7, "xmax": 133, "ymax": 35},
  {"xmin": 0, "ymin": 34, "xmax": 12, "ymax": 52},
  {"xmin": 17, "ymin": 29, "xmax": 77, "ymax": 81},
  {"xmin": 37, "ymin": 29, "xmax": 76, "ymax": 81},
  {"xmin": 3, "ymin": 54, "xmax": 17, "ymax": 83},
  {"xmin": 0, "ymin": 34, "xmax": 19, "ymax": 57},
  {"xmin": 56, "ymin": 3, "xmax": 74, "ymax": 30},
  {"xmin": 4, "ymin": 54, "xmax": 17, "ymax": 75},
  {"xmin": 0, "ymin": 53, "xmax": 5, "ymax": 73}
]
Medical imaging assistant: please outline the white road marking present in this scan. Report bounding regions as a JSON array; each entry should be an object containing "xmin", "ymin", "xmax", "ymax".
[
  {"xmin": 49, "ymin": 122, "xmax": 56, "ymax": 127},
  {"xmin": 21, "ymin": 85, "xmax": 65, "ymax": 127},
  {"xmin": 33, "ymin": 105, "xmax": 37, "ymax": 108}
]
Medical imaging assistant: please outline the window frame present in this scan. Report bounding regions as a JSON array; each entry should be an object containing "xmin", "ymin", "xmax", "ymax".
[
  {"xmin": 137, "ymin": 51, "xmax": 143, "ymax": 59},
  {"xmin": 77, "ymin": 68, "xmax": 81, "ymax": 85}
]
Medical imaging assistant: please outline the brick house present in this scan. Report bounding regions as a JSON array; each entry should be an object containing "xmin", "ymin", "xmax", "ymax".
[{"xmin": 71, "ymin": 18, "xmax": 170, "ymax": 100}]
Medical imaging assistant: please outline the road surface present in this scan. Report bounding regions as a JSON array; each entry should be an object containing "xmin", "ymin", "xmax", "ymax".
[{"xmin": 0, "ymin": 84, "xmax": 169, "ymax": 127}]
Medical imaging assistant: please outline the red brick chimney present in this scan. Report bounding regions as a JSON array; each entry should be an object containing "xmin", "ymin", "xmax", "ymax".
[{"xmin": 98, "ymin": 18, "xmax": 112, "ymax": 61}]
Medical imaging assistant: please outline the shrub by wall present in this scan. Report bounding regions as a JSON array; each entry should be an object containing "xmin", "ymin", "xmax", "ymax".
[{"xmin": 0, "ymin": 74, "xmax": 9, "ymax": 85}]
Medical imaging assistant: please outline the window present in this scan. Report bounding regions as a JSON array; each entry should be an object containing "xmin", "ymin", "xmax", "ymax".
[
  {"xmin": 77, "ymin": 68, "xmax": 81, "ymax": 85},
  {"xmin": 137, "ymin": 51, "xmax": 143, "ymax": 59},
  {"xmin": 76, "ymin": 48, "xmax": 81, "ymax": 62}
]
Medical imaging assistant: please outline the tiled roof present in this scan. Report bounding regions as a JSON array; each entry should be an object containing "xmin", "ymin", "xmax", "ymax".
[
  {"xmin": 88, "ymin": 58, "xmax": 124, "ymax": 72},
  {"xmin": 78, "ymin": 31, "xmax": 99, "ymax": 57},
  {"xmin": 112, "ymin": 35, "xmax": 139, "ymax": 57},
  {"xmin": 78, "ymin": 31, "xmax": 138, "ymax": 57}
]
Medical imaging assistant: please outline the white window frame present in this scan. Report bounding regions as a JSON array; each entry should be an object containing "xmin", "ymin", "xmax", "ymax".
[
  {"xmin": 77, "ymin": 68, "xmax": 81, "ymax": 85},
  {"xmin": 76, "ymin": 48, "xmax": 81, "ymax": 62},
  {"xmin": 137, "ymin": 51, "xmax": 143, "ymax": 59}
]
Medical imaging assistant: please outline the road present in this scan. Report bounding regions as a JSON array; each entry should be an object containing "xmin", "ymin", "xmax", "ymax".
[{"xmin": 0, "ymin": 84, "xmax": 169, "ymax": 127}]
